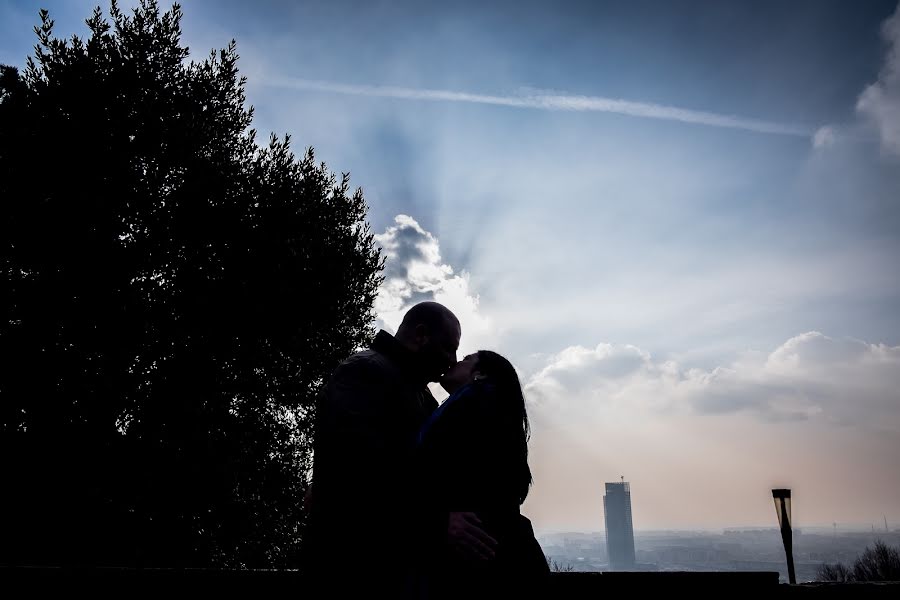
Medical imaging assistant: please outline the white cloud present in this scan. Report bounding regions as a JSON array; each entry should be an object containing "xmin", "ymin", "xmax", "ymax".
[
  {"xmin": 856, "ymin": 3, "xmax": 900, "ymax": 158},
  {"xmin": 812, "ymin": 125, "xmax": 836, "ymax": 149},
  {"xmin": 521, "ymin": 332, "xmax": 900, "ymax": 530},
  {"xmin": 374, "ymin": 215, "xmax": 492, "ymax": 357},
  {"xmin": 525, "ymin": 332, "xmax": 900, "ymax": 431}
]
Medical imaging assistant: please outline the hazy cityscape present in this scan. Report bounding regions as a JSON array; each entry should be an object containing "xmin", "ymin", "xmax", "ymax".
[
  {"xmin": 539, "ymin": 527, "xmax": 900, "ymax": 582},
  {"xmin": 539, "ymin": 478, "xmax": 899, "ymax": 583}
]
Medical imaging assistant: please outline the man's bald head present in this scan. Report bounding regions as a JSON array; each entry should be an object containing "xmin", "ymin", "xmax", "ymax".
[
  {"xmin": 396, "ymin": 301, "xmax": 459, "ymax": 340},
  {"xmin": 395, "ymin": 302, "xmax": 461, "ymax": 383}
]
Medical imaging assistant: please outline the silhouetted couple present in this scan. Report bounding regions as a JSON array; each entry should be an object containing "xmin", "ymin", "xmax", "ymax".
[{"xmin": 307, "ymin": 301, "xmax": 549, "ymax": 599}]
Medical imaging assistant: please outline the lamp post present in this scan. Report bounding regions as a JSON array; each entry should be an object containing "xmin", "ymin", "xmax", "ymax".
[{"xmin": 772, "ymin": 488, "xmax": 796, "ymax": 584}]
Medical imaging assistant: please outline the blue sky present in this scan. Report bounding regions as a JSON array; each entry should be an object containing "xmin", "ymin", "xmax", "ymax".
[{"xmin": 3, "ymin": 1, "xmax": 899, "ymax": 532}]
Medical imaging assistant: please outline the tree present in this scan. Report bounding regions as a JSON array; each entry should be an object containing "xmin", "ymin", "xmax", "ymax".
[
  {"xmin": 816, "ymin": 541, "xmax": 900, "ymax": 583},
  {"xmin": 0, "ymin": 0, "xmax": 382, "ymax": 568},
  {"xmin": 850, "ymin": 540, "xmax": 900, "ymax": 582},
  {"xmin": 815, "ymin": 562, "xmax": 851, "ymax": 583},
  {"xmin": 547, "ymin": 557, "xmax": 575, "ymax": 573}
]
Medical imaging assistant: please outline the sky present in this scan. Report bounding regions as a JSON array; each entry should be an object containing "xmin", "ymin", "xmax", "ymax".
[{"xmin": 2, "ymin": 0, "xmax": 899, "ymax": 533}]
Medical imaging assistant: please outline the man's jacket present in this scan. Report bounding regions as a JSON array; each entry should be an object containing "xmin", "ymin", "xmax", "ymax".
[{"xmin": 307, "ymin": 330, "xmax": 438, "ymax": 573}]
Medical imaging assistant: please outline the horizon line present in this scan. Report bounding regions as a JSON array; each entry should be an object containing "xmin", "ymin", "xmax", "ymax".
[{"xmin": 536, "ymin": 523, "xmax": 899, "ymax": 535}]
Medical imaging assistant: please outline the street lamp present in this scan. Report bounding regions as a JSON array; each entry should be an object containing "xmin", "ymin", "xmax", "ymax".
[{"xmin": 772, "ymin": 488, "xmax": 796, "ymax": 584}]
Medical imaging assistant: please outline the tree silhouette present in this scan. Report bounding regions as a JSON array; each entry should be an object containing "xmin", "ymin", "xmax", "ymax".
[
  {"xmin": 816, "ymin": 541, "xmax": 900, "ymax": 583},
  {"xmin": 0, "ymin": 0, "xmax": 382, "ymax": 568}
]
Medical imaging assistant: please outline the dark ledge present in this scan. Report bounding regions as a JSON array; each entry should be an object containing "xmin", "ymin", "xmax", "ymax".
[{"xmin": 2, "ymin": 567, "xmax": 898, "ymax": 596}]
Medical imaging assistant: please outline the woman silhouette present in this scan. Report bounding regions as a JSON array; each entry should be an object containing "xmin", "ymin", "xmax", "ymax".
[{"xmin": 417, "ymin": 350, "xmax": 549, "ymax": 599}]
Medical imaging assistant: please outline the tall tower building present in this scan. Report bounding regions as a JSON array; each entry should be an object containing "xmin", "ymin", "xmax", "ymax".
[{"xmin": 604, "ymin": 479, "xmax": 636, "ymax": 570}]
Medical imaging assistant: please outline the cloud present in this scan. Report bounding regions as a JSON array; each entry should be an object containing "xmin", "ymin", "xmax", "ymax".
[
  {"xmin": 856, "ymin": 3, "xmax": 900, "ymax": 158},
  {"xmin": 812, "ymin": 125, "xmax": 836, "ymax": 149},
  {"xmin": 263, "ymin": 76, "xmax": 813, "ymax": 137},
  {"xmin": 525, "ymin": 332, "xmax": 900, "ymax": 431},
  {"xmin": 373, "ymin": 215, "xmax": 492, "ymax": 356},
  {"xmin": 522, "ymin": 332, "xmax": 900, "ymax": 530}
]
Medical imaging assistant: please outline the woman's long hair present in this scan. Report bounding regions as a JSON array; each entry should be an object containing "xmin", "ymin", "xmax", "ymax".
[{"xmin": 474, "ymin": 350, "xmax": 533, "ymax": 504}]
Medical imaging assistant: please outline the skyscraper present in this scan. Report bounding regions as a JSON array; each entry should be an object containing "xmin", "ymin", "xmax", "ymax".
[{"xmin": 604, "ymin": 480, "xmax": 636, "ymax": 570}]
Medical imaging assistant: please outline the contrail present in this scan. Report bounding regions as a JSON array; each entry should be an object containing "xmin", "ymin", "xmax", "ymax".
[{"xmin": 264, "ymin": 77, "xmax": 814, "ymax": 137}]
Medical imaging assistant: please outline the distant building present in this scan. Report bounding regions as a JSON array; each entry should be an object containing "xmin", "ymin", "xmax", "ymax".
[{"xmin": 604, "ymin": 480, "xmax": 636, "ymax": 569}]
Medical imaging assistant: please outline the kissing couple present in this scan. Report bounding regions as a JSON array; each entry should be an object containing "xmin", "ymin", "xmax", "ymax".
[{"xmin": 306, "ymin": 301, "xmax": 550, "ymax": 599}]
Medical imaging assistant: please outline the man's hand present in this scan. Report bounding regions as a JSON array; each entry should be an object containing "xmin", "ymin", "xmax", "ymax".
[{"xmin": 447, "ymin": 511, "xmax": 497, "ymax": 561}]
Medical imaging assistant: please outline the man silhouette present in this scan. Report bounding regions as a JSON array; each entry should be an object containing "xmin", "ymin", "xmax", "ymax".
[{"xmin": 307, "ymin": 302, "xmax": 496, "ymax": 596}]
